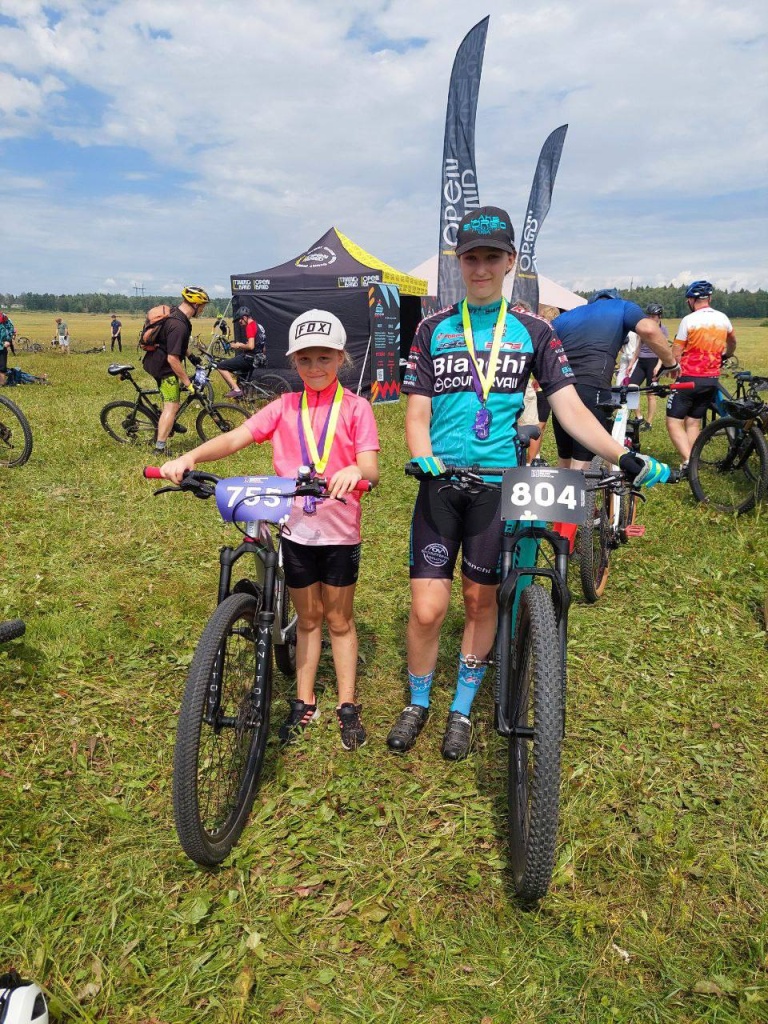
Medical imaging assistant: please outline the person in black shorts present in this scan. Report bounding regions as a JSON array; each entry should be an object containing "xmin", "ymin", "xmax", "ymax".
[
  {"xmin": 385, "ymin": 210, "xmax": 675, "ymax": 762},
  {"xmin": 627, "ymin": 302, "xmax": 667, "ymax": 430},
  {"xmin": 217, "ymin": 307, "xmax": 266, "ymax": 398}
]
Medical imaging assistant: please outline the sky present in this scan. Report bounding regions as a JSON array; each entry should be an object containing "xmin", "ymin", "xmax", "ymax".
[{"xmin": 0, "ymin": 0, "xmax": 766, "ymax": 298}]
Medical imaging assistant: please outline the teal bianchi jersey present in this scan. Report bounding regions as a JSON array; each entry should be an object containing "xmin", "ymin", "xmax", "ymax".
[{"xmin": 402, "ymin": 300, "xmax": 574, "ymax": 473}]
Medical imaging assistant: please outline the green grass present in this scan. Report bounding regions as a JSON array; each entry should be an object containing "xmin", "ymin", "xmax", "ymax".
[{"xmin": 1, "ymin": 317, "xmax": 767, "ymax": 1023}]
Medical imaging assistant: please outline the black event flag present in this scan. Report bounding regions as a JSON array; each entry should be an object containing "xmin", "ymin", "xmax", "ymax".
[
  {"xmin": 437, "ymin": 17, "xmax": 489, "ymax": 308},
  {"xmin": 510, "ymin": 124, "xmax": 568, "ymax": 312}
]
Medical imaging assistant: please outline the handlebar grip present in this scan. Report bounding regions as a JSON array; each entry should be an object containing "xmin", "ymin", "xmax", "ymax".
[
  {"xmin": 143, "ymin": 466, "xmax": 163, "ymax": 479},
  {"xmin": 670, "ymin": 382, "xmax": 695, "ymax": 390},
  {"xmin": 355, "ymin": 480, "xmax": 373, "ymax": 492},
  {"xmin": 667, "ymin": 468, "xmax": 684, "ymax": 484}
]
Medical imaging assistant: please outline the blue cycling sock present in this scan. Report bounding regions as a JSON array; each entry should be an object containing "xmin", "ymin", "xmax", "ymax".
[
  {"xmin": 408, "ymin": 669, "xmax": 434, "ymax": 709},
  {"xmin": 450, "ymin": 654, "xmax": 488, "ymax": 716}
]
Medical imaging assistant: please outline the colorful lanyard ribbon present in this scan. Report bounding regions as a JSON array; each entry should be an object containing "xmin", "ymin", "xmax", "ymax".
[
  {"xmin": 461, "ymin": 298, "xmax": 508, "ymax": 404},
  {"xmin": 298, "ymin": 381, "xmax": 344, "ymax": 474}
]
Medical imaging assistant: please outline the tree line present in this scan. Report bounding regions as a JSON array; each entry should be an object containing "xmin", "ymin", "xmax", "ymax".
[
  {"xmin": 575, "ymin": 285, "xmax": 768, "ymax": 319},
  {"xmin": 0, "ymin": 293, "xmax": 230, "ymax": 316}
]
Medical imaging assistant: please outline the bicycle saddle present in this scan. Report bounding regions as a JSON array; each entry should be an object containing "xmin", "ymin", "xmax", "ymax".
[{"xmin": 108, "ymin": 363, "xmax": 135, "ymax": 375}]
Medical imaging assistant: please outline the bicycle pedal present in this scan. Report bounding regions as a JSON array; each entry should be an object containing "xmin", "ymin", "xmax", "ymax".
[{"xmin": 623, "ymin": 524, "xmax": 646, "ymax": 538}]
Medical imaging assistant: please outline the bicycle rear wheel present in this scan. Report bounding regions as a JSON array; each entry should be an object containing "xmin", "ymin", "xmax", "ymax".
[
  {"xmin": 0, "ymin": 619, "xmax": 26, "ymax": 643},
  {"xmin": 688, "ymin": 417, "xmax": 768, "ymax": 514},
  {"xmin": 0, "ymin": 395, "xmax": 33, "ymax": 467},
  {"xmin": 507, "ymin": 584, "xmax": 563, "ymax": 905},
  {"xmin": 259, "ymin": 373, "xmax": 291, "ymax": 396},
  {"xmin": 578, "ymin": 456, "xmax": 611, "ymax": 602},
  {"xmin": 173, "ymin": 591, "xmax": 271, "ymax": 866},
  {"xmin": 100, "ymin": 400, "xmax": 156, "ymax": 445},
  {"xmin": 195, "ymin": 402, "xmax": 249, "ymax": 442},
  {"xmin": 273, "ymin": 584, "xmax": 297, "ymax": 677}
]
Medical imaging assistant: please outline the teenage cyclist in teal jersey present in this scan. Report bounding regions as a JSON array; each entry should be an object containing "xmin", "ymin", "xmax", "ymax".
[{"xmin": 386, "ymin": 205, "xmax": 673, "ymax": 761}]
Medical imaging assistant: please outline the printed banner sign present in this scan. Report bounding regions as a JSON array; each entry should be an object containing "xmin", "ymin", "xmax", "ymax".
[
  {"xmin": 510, "ymin": 124, "xmax": 568, "ymax": 313},
  {"xmin": 215, "ymin": 476, "xmax": 294, "ymax": 525},
  {"xmin": 368, "ymin": 283, "xmax": 401, "ymax": 404},
  {"xmin": 437, "ymin": 17, "xmax": 488, "ymax": 309}
]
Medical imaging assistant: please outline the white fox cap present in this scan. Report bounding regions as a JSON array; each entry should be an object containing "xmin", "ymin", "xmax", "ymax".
[{"xmin": 287, "ymin": 309, "xmax": 347, "ymax": 355}]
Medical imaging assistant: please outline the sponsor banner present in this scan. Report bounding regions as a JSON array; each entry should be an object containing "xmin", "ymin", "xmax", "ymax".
[
  {"xmin": 338, "ymin": 276, "xmax": 360, "ymax": 288},
  {"xmin": 510, "ymin": 124, "xmax": 568, "ymax": 313},
  {"xmin": 231, "ymin": 278, "xmax": 270, "ymax": 291},
  {"xmin": 296, "ymin": 245, "xmax": 337, "ymax": 268},
  {"xmin": 437, "ymin": 17, "xmax": 488, "ymax": 309},
  {"xmin": 368, "ymin": 283, "xmax": 401, "ymax": 404}
]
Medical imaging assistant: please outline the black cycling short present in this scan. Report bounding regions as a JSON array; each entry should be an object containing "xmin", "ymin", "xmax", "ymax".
[
  {"xmin": 281, "ymin": 537, "xmax": 361, "ymax": 589},
  {"xmin": 551, "ymin": 382, "xmax": 611, "ymax": 462},
  {"xmin": 0, "ymin": 348, "xmax": 8, "ymax": 373},
  {"xmin": 218, "ymin": 353, "xmax": 254, "ymax": 376},
  {"xmin": 630, "ymin": 356, "xmax": 658, "ymax": 387},
  {"xmin": 409, "ymin": 478, "xmax": 503, "ymax": 585},
  {"xmin": 536, "ymin": 390, "xmax": 551, "ymax": 424},
  {"xmin": 666, "ymin": 376, "xmax": 719, "ymax": 420}
]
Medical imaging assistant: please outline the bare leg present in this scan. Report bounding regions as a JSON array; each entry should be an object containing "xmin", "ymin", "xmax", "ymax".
[
  {"xmin": 459, "ymin": 577, "xmax": 498, "ymax": 659},
  {"xmin": 666, "ymin": 415, "xmax": 693, "ymax": 462},
  {"xmin": 322, "ymin": 583, "xmax": 358, "ymax": 705},
  {"xmin": 407, "ymin": 577, "xmax": 452, "ymax": 675},
  {"xmin": 156, "ymin": 400, "xmax": 180, "ymax": 444},
  {"xmin": 218, "ymin": 369, "xmax": 239, "ymax": 391},
  {"xmin": 289, "ymin": 584, "xmax": 323, "ymax": 704}
]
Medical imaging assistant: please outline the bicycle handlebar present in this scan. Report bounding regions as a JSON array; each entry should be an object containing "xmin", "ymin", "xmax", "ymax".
[{"xmin": 143, "ymin": 467, "xmax": 373, "ymax": 494}]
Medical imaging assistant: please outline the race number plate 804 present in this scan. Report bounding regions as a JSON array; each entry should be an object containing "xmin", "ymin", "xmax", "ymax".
[{"xmin": 500, "ymin": 467, "xmax": 587, "ymax": 525}]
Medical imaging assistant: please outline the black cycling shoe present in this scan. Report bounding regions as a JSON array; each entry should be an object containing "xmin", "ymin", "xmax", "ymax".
[
  {"xmin": 171, "ymin": 422, "xmax": 188, "ymax": 435},
  {"xmin": 441, "ymin": 711, "xmax": 472, "ymax": 761},
  {"xmin": 386, "ymin": 704, "xmax": 428, "ymax": 753}
]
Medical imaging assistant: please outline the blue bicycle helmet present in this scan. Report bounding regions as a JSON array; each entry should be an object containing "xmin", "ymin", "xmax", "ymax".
[
  {"xmin": 685, "ymin": 280, "xmax": 713, "ymax": 299},
  {"xmin": 589, "ymin": 288, "xmax": 622, "ymax": 303}
]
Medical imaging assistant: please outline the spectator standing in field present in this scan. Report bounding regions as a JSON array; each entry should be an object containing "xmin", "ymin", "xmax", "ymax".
[
  {"xmin": 110, "ymin": 313, "xmax": 122, "ymax": 352},
  {"xmin": 0, "ymin": 311, "xmax": 15, "ymax": 386},
  {"xmin": 54, "ymin": 317, "xmax": 70, "ymax": 354},
  {"xmin": 626, "ymin": 302, "xmax": 668, "ymax": 430},
  {"xmin": 666, "ymin": 280, "xmax": 736, "ymax": 467},
  {"xmin": 141, "ymin": 286, "xmax": 210, "ymax": 453}
]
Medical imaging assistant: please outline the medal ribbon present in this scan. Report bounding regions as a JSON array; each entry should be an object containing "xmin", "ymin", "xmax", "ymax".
[
  {"xmin": 461, "ymin": 298, "xmax": 508, "ymax": 404},
  {"xmin": 298, "ymin": 381, "xmax": 344, "ymax": 474}
]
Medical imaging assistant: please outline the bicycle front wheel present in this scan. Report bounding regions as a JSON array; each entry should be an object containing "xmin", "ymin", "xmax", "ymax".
[
  {"xmin": 688, "ymin": 417, "xmax": 768, "ymax": 514},
  {"xmin": 578, "ymin": 456, "xmax": 611, "ymax": 602},
  {"xmin": 0, "ymin": 618, "xmax": 26, "ymax": 643},
  {"xmin": 100, "ymin": 400, "xmax": 156, "ymax": 445},
  {"xmin": 507, "ymin": 584, "xmax": 564, "ymax": 905},
  {"xmin": 195, "ymin": 402, "xmax": 249, "ymax": 442},
  {"xmin": 173, "ymin": 591, "xmax": 271, "ymax": 866},
  {"xmin": 0, "ymin": 395, "xmax": 33, "ymax": 467}
]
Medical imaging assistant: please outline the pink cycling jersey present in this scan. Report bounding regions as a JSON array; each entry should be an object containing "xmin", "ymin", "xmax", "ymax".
[{"xmin": 245, "ymin": 380, "xmax": 379, "ymax": 545}]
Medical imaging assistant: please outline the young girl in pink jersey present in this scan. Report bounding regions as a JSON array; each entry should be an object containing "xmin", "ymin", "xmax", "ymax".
[{"xmin": 160, "ymin": 309, "xmax": 380, "ymax": 750}]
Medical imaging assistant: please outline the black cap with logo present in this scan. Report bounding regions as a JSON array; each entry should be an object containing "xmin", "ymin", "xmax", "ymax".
[{"xmin": 454, "ymin": 206, "xmax": 516, "ymax": 256}]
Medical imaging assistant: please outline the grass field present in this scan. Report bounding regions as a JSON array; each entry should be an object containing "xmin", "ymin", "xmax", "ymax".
[{"xmin": 1, "ymin": 313, "xmax": 767, "ymax": 1023}]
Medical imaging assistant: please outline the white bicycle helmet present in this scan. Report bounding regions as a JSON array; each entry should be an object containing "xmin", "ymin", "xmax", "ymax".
[{"xmin": 0, "ymin": 972, "xmax": 48, "ymax": 1024}]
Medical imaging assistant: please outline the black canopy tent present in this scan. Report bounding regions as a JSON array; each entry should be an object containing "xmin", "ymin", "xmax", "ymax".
[{"xmin": 230, "ymin": 228, "xmax": 428, "ymax": 401}]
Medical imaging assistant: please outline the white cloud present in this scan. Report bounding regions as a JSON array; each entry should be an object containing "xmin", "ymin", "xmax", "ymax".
[{"xmin": 0, "ymin": 0, "xmax": 766, "ymax": 293}]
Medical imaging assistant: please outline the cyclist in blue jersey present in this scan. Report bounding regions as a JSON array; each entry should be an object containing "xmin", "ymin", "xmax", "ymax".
[{"xmin": 386, "ymin": 207, "xmax": 674, "ymax": 761}]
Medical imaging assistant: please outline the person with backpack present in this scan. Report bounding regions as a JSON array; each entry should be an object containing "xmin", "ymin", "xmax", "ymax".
[
  {"xmin": 158, "ymin": 309, "xmax": 380, "ymax": 750},
  {"xmin": 0, "ymin": 311, "xmax": 15, "ymax": 386},
  {"xmin": 141, "ymin": 286, "xmax": 210, "ymax": 452}
]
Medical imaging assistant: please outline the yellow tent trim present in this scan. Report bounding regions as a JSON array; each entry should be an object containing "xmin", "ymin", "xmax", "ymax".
[{"xmin": 336, "ymin": 229, "xmax": 428, "ymax": 297}]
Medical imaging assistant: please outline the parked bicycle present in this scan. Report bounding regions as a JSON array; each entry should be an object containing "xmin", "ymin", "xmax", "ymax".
[
  {"xmin": 578, "ymin": 381, "xmax": 691, "ymax": 602},
  {"xmin": 100, "ymin": 364, "xmax": 248, "ymax": 446},
  {"xmin": 0, "ymin": 393, "xmax": 33, "ymax": 467},
  {"xmin": 14, "ymin": 337, "xmax": 44, "ymax": 354},
  {"xmin": 687, "ymin": 371, "xmax": 768, "ymax": 515},
  {"xmin": 144, "ymin": 465, "xmax": 372, "ymax": 866}
]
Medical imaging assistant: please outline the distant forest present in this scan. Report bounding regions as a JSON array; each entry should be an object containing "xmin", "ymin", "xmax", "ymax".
[
  {"xmin": 0, "ymin": 293, "xmax": 231, "ymax": 316},
  {"xmin": 2, "ymin": 285, "xmax": 767, "ymax": 319}
]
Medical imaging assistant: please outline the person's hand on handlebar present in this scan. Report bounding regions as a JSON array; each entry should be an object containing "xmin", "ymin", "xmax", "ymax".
[
  {"xmin": 412, "ymin": 456, "xmax": 446, "ymax": 477},
  {"xmin": 619, "ymin": 452, "xmax": 671, "ymax": 487},
  {"xmin": 328, "ymin": 464, "xmax": 364, "ymax": 499},
  {"xmin": 655, "ymin": 360, "xmax": 681, "ymax": 381},
  {"xmin": 160, "ymin": 453, "xmax": 197, "ymax": 484}
]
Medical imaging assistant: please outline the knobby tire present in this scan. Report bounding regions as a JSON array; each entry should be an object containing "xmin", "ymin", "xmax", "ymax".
[
  {"xmin": 173, "ymin": 591, "xmax": 271, "ymax": 866},
  {"xmin": 0, "ymin": 619, "xmax": 26, "ymax": 643},
  {"xmin": 688, "ymin": 417, "xmax": 768, "ymax": 514},
  {"xmin": 578, "ymin": 455, "xmax": 611, "ymax": 602},
  {"xmin": 507, "ymin": 584, "xmax": 564, "ymax": 905},
  {"xmin": 0, "ymin": 395, "xmax": 33, "ymax": 467}
]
